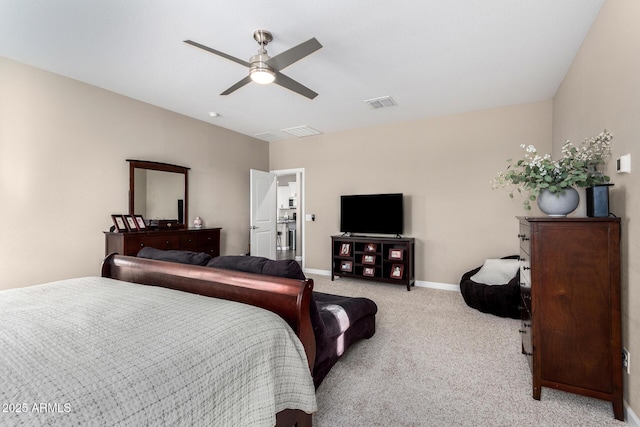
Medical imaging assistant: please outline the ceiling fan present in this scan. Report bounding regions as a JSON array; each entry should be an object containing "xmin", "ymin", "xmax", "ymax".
[{"xmin": 184, "ymin": 30, "xmax": 322, "ymax": 99}]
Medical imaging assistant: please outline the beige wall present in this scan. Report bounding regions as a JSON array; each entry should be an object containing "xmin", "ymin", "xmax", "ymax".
[
  {"xmin": 270, "ymin": 100, "xmax": 552, "ymax": 285},
  {"xmin": 0, "ymin": 57, "xmax": 268, "ymax": 290},
  {"xmin": 552, "ymin": 0, "xmax": 640, "ymax": 416}
]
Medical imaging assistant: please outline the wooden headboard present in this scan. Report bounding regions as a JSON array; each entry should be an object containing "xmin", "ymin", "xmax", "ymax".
[{"xmin": 101, "ymin": 253, "xmax": 316, "ymax": 370}]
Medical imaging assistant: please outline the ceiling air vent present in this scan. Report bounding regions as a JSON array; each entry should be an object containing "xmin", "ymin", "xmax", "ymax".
[
  {"xmin": 281, "ymin": 125, "xmax": 322, "ymax": 138},
  {"xmin": 364, "ymin": 96, "xmax": 396, "ymax": 109},
  {"xmin": 254, "ymin": 132, "xmax": 280, "ymax": 141}
]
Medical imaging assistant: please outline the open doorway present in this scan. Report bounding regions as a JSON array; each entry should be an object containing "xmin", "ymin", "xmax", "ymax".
[{"xmin": 272, "ymin": 168, "xmax": 304, "ymax": 268}]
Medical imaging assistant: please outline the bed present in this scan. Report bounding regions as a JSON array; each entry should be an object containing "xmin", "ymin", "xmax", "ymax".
[
  {"xmin": 137, "ymin": 248, "xmax": 379, "ymax": 388},
  {"xmin": 0, "ymin": 254, "xmax": 317, "ymax": 426}
]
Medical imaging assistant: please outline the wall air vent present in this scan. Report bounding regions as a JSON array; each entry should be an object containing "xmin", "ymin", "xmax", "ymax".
[
  {"xmin": 280, "ymin": 125, "xmax": 322, "ymax": 138},
  {"xmin": 364, "ymin": 96, "xmax": 396, "ymax": 109}
]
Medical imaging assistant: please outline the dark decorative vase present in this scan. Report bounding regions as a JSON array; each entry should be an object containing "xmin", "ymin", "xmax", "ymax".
[{"xmin": 586, "ymin": 184, "xmax": 613, "ymax": 217}]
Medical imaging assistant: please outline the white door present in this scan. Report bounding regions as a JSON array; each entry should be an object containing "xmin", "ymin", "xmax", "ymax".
[{"xmin": 250, "ymin": 169, "xmax": 277, "ymax": 259}]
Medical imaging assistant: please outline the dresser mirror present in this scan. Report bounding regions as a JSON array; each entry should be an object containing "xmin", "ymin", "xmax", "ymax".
[{"xmin": 127, "ymin": 160, "xmax": 189, "ymax": 225}]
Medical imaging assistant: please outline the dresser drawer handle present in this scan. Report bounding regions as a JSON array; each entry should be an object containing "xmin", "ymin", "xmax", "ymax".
[{"xmin": 140, "ymin": 243, "xmax": 145, "ymax": 247}]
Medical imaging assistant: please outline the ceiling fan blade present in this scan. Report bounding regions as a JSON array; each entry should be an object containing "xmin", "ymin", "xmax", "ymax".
[
  {"xmin": 274, "ymin": 72, "xmax": 318, "ymax": 100},
  {"xmin": 184, "ymin": 40, "xmax": 250, "ymax": 68},
  {"xmin": 220, "ymin": 76, "xmax": 252, "ymax": 95},
  {"xmin": 266, "ymin": 38, "xmax": 322, "ymax": 71}
]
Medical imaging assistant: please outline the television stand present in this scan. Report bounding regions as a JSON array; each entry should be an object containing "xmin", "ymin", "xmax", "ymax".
[{"xmin": 331, "ymin": 235, "xmax": 415, "ymax": 290}]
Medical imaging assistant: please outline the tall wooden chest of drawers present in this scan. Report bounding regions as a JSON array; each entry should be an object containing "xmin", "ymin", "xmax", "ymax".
[
  {"xmin": 518, "ymin": 217, "xmax": 622, "ymax": 420},
  {"xmin": 105, "ymin": 227, "xmax": 221, "ymax": 257}
]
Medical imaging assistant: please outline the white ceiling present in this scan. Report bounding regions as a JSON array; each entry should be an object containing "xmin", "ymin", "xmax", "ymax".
[{"xmin": 0, "ymin": 0, "xmax": 603, "ymax": 142}]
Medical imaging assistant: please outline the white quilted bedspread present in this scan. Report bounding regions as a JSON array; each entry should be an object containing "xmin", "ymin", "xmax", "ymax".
[{"xmin": 0, "ymin": 277, "xmax": 317, "ymax": 426}]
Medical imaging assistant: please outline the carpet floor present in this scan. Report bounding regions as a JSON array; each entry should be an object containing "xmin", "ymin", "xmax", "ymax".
[{"xmin": 310, "ymin": 274, "xmax": 626, "ymax": 427}]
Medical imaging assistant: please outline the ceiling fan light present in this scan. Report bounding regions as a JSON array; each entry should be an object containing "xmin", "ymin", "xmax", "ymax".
[{"xmin": 250, "ymin": 68, "xmax": 275, "ymax": 85}]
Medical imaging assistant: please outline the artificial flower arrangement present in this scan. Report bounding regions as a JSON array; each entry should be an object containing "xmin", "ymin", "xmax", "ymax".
[{"xmin": 492, "ymin": 130, "xmax": 613, "ymax": 210}]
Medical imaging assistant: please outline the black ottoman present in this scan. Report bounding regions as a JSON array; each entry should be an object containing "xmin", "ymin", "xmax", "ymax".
[{"xmin": 459, "ymin": 255, "xmax": 521, "ymax": 319}]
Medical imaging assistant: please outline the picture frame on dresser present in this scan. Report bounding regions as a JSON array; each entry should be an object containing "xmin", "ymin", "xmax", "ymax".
[
  {"xmin": 364, "ymin": 243, "xmax": 377, "ymax": 253},
  {"xmin": 363, "ymin": 267, "xmax": 375, "ymax": 277},
  {"xmin": 124, "ymin": 215, "xmax": 138, "ymax": 231},
  {"xmin": 134, "ymin": 215, "xmax": 147, "ymax": 230},
  {"xmin": 111, "ymin": 215, "xmax": 128, "ymax": 232}
]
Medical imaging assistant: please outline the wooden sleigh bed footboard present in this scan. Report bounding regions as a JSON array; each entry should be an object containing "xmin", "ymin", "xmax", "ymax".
[{"xmin": 101, "ymin": 253, "xmax": 315, "ymax": 427}]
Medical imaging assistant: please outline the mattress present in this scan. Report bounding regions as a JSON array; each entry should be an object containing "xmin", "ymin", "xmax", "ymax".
[{"xmin": 0, "ymin": 276, "xmax": 316, "ymax": 426}]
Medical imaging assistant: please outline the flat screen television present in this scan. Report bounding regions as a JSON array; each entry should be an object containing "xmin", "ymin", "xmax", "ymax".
[{"xmin": 340, "ymin": 193, "xmax": 403, "ymax": 235}]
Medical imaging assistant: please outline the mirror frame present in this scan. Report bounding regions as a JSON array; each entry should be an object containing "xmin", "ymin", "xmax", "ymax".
[{"xmin": 127, "ymin": 159, "xmax": 190, "ymax": 226}]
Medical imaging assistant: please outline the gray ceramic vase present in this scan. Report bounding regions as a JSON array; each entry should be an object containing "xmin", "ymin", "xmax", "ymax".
[{"xmin": 536, "ymin": 187, "xmax": 579, "ymax": 217}]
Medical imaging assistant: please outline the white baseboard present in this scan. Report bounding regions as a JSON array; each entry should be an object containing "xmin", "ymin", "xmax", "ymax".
[
  {"xmin": 627, "ymin": 401, "xmax": 639, "ymax": 426},
  {"xmin": 304, "ymin": 268, "xmax": 331, "ymax": 276},
  {"xmin": 302, "ymin": 269, "xmax": 459, "ymax": 292},
  {"xmin": 414, "ymin": 280, "xmax": 459, "ymax": 292}
]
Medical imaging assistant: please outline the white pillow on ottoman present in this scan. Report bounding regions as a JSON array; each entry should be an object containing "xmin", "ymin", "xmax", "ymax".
[{"xmin": 470, "ymin": 258, "xmax": 519, "ymax": 286}]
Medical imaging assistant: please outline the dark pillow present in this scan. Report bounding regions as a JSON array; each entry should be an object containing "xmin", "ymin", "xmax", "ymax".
[
  {"xmin": 206, "ymin": 256, "xmax": 306, "ymax": 280},
  {"xmin": 262, "ymin": 259, "xmax": 306, "ymax": 280},
  {"xmin": 206, "ymin": 255, "xmax": 268, "ymax": 275},
  {"xmin": 137, "ymin": 247, "xmax": 212, "ymax": 266}
]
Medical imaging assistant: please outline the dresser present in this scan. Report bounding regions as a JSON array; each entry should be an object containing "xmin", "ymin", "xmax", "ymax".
[
  {"xmin": 105, "ymin": 227, "xmax": 221, "ymax": 257},
  {"xmin": 518, "ymin": 217, "xmax": 622, "ymax": 420}
]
